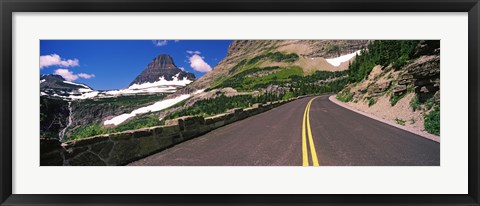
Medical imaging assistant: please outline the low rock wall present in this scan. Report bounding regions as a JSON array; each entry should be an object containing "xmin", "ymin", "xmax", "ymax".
[{"xmin": 40, "ymin": 97, "xmax": 302, "ymax": 166}]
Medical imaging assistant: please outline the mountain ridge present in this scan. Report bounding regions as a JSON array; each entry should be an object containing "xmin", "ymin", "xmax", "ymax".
[{"xmin": 179, "ymin": 40, "xmax": 369, "ymax": 93}]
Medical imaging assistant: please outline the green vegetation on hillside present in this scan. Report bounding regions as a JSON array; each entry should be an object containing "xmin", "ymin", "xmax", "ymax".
[
  {"xmin": 247, "ymin": 51, "xmax": 299, "ymax": 65},
  {"xmin": 424, "ymin": 106, "xmax": 440, "ymax": 136},
  {"xmin": 166, "ymin": 93, "xmax": 284, "ymax": 119},
  {"xmin": 212, "ymin": 52, "xmax": 300, "ymax": 88},
  {"xmin": 348, "ymin": 40, "xmax": 419, "ymax": 82},
  {"xmin": 67, "ymin": 124, "xmax": 109, "ymax": 141},
  {"xmin": 336, "ymin": 90, "xmax": 354, "ymax": 102},
  {"xmin": 215, "ymin": 66, "xmax": 303, "ymax": 91},
  {"xmin": 289, "ymin": 70, "xmax": 348, "ymax": 95},
  {"xmin": 66, "ymin": 115, "xmax": 163, "ymax": 141},
  {"xmin": 395, "ymin": 118, "xmax": 406, "ymax": 126},
  {"xmin": 368, "ymin": 98, "xmax": 377, "ymax": 107},
  {"xmin": 75, "ymin": 93, "xmax": 166, "ymax": 108},
  {"xmin": 390, "ymin": 92, "xmax": 407, "ymax": 106},
  {"xmin": 410, "ymin": 96, "xmax": 421, "ymax": 111}
]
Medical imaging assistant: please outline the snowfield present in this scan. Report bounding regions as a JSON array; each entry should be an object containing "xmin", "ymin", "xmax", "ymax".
[
  {"xmin": 325, "ymin": 50, "xmax": 362, "ymax": 67},
  {"xmin": 104, "ymin": 89, "xmax": 204, "ymax": 126},
  {"xmin": 78, "ymin": 88, "xmax": 93, "ymax": 93},
  {"xmin": 68, "ymin": 91, "xmax": 100, "ymax": 100},
  {"xmin": 104, "ymin": 86, "xmax": 178, "ymax": 96}
]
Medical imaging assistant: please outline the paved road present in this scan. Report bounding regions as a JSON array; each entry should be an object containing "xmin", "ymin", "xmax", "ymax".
[{"xmin": 129, "ymin": 95, "xmax": 440, "ymax": 166}]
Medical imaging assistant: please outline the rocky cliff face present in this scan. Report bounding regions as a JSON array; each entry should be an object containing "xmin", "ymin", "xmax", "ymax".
[
  {"xmin": 40, "ymin": 96, "xmax": 69, "ymax": 140},
  {"xmin": 130, "ymin": 54, "xmax": 195, "ymax": 86},
  {"xmin": 181, "ymin": 40, "xmax": 369, "ymax": 92},
  {"xmin": 400, "ymin": 41, "xmax": 440, "ymax": 103},
  {"xmin": 395, "ymin": 54, "xmax": 440, "ymax": 103}
]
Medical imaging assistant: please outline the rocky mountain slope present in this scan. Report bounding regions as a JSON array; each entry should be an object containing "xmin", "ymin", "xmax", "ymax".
[
  {"xmin": 41, "ymin": 74, "xmax": 92, "ymax": 91},
  {"xmin": 40, "ymin": 74, "xmax": 95, "ymax": 98},
  {"xmin": 337, "ymin": 40, "xmax": 440, "ymax": 136},
  {"xmin": 181, "ymin": 40, "xmax": 369, "ymax": 92}
]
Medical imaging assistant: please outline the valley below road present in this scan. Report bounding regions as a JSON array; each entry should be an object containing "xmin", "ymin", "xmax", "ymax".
[{"xmin": 128, "ymin": 95, "xmax": 440, "ymax": 166}]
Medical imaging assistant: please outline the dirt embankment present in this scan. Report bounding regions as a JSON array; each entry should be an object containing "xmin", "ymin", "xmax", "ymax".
[{"xmin": 335, "ymin": 47, "xmax": 440, "ymax": 140}]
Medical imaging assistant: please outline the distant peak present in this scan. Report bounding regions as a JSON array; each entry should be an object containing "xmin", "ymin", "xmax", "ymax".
[
  {"xmin": 41, "ymin": 74, "xmax": 66, "ymax": 81},
  {"xmin": 130, "ymin": 54, "xmax": 196, "ymax": 86}
]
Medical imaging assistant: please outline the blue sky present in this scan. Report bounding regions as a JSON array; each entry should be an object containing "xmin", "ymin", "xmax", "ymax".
[{"xmin": 40, "ymin": 40, "xmax": 232, "ymax": 90}]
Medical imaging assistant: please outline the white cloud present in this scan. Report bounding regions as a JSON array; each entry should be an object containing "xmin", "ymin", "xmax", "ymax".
[
  {"xmin": 152, "ymin": 40, "xmax": 168, "ymax": 47},
  {"xmin": 188, "ymin": 54, "xmax": 212, "ymax": 73},
  {"xmin": 186, "ymin": 50, "xmax": 201, "ymax": 55},
  {"xmin": 54, "ymin": 69, "xmax": 95, "ymax": 81},
  {"xmin": 77, "ymin": 73, "xmax": 95, "ymax": 79},
  {"xmin": 178, "ymin": 67, "xmax": 185, "ymax": 71},
  {"xmin": 40, "ymin": 54, "xmax": 79, "ymax": 69}
]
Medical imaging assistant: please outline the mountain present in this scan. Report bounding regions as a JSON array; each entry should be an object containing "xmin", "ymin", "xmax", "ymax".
[
  {"xmin": 40, "ymin": 74, "xmax": 95, "ymax": 98},
  {"xmin": 180, "ymin": 40, "xmax": 369, "ymax": 92},
  {"xmin": 41, "ymin": 74, "xmax": 92, "ymax": 91},
  {"xmin": 129, "ymin": 54, "xmax": 196, "ymax": 87}
]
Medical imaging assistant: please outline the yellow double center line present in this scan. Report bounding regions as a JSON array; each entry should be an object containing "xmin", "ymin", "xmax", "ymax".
[{"xmin": 302, "ymin": 97, "xmax": 319, "ymax": 166}]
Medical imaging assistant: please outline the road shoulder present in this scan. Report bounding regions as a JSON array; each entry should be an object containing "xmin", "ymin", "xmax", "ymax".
[{"xmin": 329, "ymin": 95, "xmax": 440, "ymax": 143}]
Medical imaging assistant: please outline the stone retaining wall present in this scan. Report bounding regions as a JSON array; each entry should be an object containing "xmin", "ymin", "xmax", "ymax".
[{"xmin": 40, "ymin": 97, "xmax": 302, "ymax": 166}]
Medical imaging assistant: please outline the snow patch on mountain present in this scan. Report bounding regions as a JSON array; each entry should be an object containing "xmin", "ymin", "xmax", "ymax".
[
  {"xmin": 104, "ymin": 89, "xmax": 204, "ymax": 126},
  {"xmin": 78, "ymin": 88, "xmax": 93, "ymax": 93},
  {"xmin": 68, "ymin": 91, "xmax": 100, "ymax": 100},
  {"xmin": 128, "ymin": 73, "xmax": 192, "ymax": 90},
  {"xmin": 104, "ymin": 86, "xmax": 178, "ymax": 96},
  {"xmin": 325, "ymin": 50, "xmax": 362, "ymax": 67}
]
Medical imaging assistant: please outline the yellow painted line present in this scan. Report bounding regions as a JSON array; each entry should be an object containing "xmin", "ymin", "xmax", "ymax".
[
  {"xmin": 306, "ymin": 97, "xmax": 320, "ymax": 166},
  {"xmin": 302, "ymin": 99, "xmax": 309, "ymax": 166},
  {"xmin": 301, "ymin": 97, "xmax": 320, "ymax": 166}
]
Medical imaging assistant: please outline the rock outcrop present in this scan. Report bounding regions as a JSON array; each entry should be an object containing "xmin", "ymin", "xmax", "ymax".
[{"xmin": 395, "ymin": 54, "xmax": 440, "ymax": 102}]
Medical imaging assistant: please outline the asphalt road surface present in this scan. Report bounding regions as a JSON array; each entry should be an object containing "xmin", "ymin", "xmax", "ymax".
[{"xmin": 129, "ymin": 95, "xmax": 440, "ymax": 166}]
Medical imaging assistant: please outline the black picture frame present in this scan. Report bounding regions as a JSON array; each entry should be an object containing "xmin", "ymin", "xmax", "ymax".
[{"xmin": 1, "ymin": 0, "xmax": 479, "ymax": 205}]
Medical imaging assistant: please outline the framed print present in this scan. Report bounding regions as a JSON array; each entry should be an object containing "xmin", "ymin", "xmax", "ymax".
[{"xmin": 1, "ymin": 0, "xmax": 479, "ymax": 205}]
